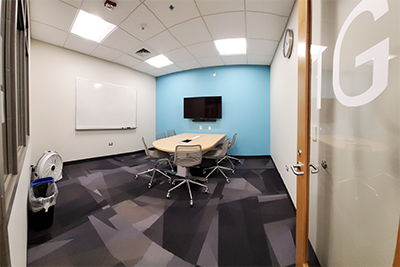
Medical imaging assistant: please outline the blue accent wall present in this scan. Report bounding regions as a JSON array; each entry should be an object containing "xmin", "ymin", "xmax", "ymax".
[{"xmin": 156, "ymin": 65, "xmax": 270, "ymax": 156}]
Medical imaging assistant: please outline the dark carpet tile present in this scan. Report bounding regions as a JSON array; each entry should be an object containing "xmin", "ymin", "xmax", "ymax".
[
  {"xmin": 55, "ymin": 183, "xmax": 104, "ymax": 228},
  {"xmin": 29, "ymin": 220, "xmax": 119, "ymax": 267},
  {"xmin": 236, "ymin": 156, "xmax": 273, "ymax": 170},
  {"xmin": 218, "ymin": 197, "xmax": 272, "ymax": 266},
  {"xmin": 262, "ymin": 168, "xmax": 290, "ymax": 194},
  {"xmin": 28, "ymin": 153, "xmax": 320, "ymax": 267},
  {"xmin": 241, "ymin": 196, "xmax": 273, "ymax": 265},
  {"xmin": 259, "ymin": 197, "xmax": 296, "ymax": 224},
  {"xmin": 62, "ymin": 164, "xmax": 90, "ymax": 180},
  {"xmin": 145, "ymin": 189, "xmax": 213, "ymax": 264}
]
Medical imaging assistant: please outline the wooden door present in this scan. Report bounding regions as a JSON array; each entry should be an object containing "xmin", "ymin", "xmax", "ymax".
[{"xmin": 295, "ymin": 0, "xmax": 312, "ymax": 266}]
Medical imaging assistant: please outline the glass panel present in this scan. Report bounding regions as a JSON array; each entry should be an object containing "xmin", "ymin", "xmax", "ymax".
[{"xmin": 309, "ymin": 0, "xmax": 399, "ymax": 265}]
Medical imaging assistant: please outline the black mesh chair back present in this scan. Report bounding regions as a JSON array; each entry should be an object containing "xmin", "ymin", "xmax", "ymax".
[
  {"xmin": 135, "ymin": 137, "xmax": 172, "ymax": 188},
  {"xmin": 156, "ymin": 132, "xmax": 166, "ymax": 140},
  {"xmin": 202, "ymin": 138, "xmax": 234, "ymax": 183},
  {"xmin": 167, "ymin": 144, "xmax": 208, "ymax": 207},
  {"xmin": 174, "ymin": 145, "xmax": 202, "ymax": 167},
  {"xmin": 166, "ymin": 129, "xmax": 176, "ymax": 137},
  {"xmin": 229, "ymin": 133, "xmax": 237, "ymax": 149}
]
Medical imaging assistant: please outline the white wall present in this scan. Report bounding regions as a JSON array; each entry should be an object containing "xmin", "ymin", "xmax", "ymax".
[
  {"xmin": 8, "ymin": 144, "xmax": 32, "ymax": 267},
  {"xmin": 31, "ymin": 40, "xmax": 156, "ymax": 162},
  {"xmin": 270, "ymin": 1, "xmax": 298, "ymax": 205}
]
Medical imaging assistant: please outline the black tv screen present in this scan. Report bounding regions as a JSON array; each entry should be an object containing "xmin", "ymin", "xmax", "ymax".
[{"xmin": 184, "ymin": 96, "xmax": 222, "ymax": 120}]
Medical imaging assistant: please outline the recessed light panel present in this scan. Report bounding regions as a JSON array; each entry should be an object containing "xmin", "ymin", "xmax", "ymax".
[
  {"xmin": 71, "ymin": 10, "xmax": 116, "ymax": 43},
  {"xmin": 145, "ymin": 55, "xmax": 173, "ymax": 68},
  {"xmin": 214, "ymin": 38, "xmax": 247, "ymax": 55}
]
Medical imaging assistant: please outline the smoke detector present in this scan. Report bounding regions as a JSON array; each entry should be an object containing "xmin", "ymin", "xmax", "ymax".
[
  {"xmin": 104, "ymin": 0, "xmax": 117, "ymax": 10},
  {"xmin": 135, "ymin": 48, "xmax": 151, "ymax": 57}
]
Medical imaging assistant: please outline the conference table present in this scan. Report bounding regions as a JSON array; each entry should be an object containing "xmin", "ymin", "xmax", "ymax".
[{"xmin": 153, "ymin": 133, "xmax": 226, "ymax": 177}]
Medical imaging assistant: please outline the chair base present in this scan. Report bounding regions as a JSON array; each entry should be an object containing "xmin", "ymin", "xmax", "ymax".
[
  {"xmin": 135, "ymin": 168, "xmax": 171, "ymax": 188},
  {"xmin": 166, "ymin": 177, "xmax": 208, "ymax": 207},
  {"xmin": 225, "ymin": 155, "xmax": 242, "ymax": 169},
  {"xmin": 204, "ymin": 165, "xmax": 234, "ymax": 183}
]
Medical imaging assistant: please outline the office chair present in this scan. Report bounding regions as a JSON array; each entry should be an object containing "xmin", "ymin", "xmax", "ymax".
[
  {"xmin": 166, "ymin": 145, "xmax": 209, "ymax": 207},
  {"xmin": 221, "ymin": 133, "xmax": 241, "ymax": 168},
  {"xmin": 156, "ymin": 132, "xmax": 166, "ymax": 140},
  {"xmin": 166, "ymin": 129, "xmax": 176, "ymax": 137},
  {"xmin": 135, "ymin": 137, "xmax": 173, "ymax": 188},
  {"xmin": 202, "ymin": 139, "xmax": 234, "ymax": 183}
]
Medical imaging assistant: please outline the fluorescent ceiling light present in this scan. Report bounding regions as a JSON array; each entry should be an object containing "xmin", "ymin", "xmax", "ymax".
[
  {"xmin": 214, "ymin": 38, "xmax": 247, "ymax": 55},
  {"xmin": 71, "ymin": 10, "xmax": 116, "ymax": 43},
  {"xmin": 145, "ymin": 55, "xmax": 173, "ymax": 68}
]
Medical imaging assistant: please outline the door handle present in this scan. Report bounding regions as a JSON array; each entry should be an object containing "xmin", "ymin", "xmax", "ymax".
[
  {"xmin": 309, "ymin": 163, "xmax": 319, "ymax": 174},
  {"xmin": 290, "ymin": 163, "xmax": 304, "ymax": 176}
]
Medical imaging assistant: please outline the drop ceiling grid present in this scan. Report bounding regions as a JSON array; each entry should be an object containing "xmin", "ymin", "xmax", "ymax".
[{"xmin": 29, "ymin": 0, "xmax": 295, "ymax": 77}]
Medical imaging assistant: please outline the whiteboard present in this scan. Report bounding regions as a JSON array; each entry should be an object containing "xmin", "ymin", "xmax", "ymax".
[{"xmin": 76, "ymin": 78, "xmax": 137, "ymax": 130}]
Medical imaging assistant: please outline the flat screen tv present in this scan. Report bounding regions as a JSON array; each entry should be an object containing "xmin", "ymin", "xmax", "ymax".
[{"xmin": 184, "ymin": 96, "xmax": 222, "ymax": 121}]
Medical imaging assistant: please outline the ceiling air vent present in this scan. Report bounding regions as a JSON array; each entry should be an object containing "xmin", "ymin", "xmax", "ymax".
[{"xmin": 135, "ymin": 48, "xmax": 151, "ymax": 57}]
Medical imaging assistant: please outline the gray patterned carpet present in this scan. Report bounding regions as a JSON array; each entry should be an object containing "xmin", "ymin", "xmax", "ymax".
[{"xmin": 27, "ymin": 151, "xmax": 319, "ymax": 267}]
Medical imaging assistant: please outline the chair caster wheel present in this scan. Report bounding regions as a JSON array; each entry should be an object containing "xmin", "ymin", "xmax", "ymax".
[
  {"xmin": 135, "ymin": 175, "xmax": 139, "ymax": 180},
  {"xmin": 166, "ymin": 193, "xmax": 170, "ymax": 199},
  {"xmin": 190, "ymin": 200, "xmax": 193, "ymax": 207},
  {"xmin": 226, "ymin": 179, "xmax": 230, "ymax": 184},
  {"xmin": 232, "ymin": 170, "xmax": 235, "ymax": 175},
  {"xmin": 204, "ymin": 188, "xmax": 209, "ymax": 194},
  {"xmin": 148, "ymin": 183, "xmax": 152, "ymax": 188}
]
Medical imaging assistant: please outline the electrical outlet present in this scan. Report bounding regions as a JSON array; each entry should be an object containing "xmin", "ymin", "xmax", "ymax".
[
  {"xmin": 208, "ymin": 126, "xmax": 211, "ymax": 131},
  {"xmin": 199, "ymin": 125, "xmax": 202, "ymax": 130}
]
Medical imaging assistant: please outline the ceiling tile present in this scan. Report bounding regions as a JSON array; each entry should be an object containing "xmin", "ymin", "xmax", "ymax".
[
  {"xmin": 120, "ymin": 4, "xmax": 166, "ymax": 42},
  {"xmin": 247, "ymin": 39, "xmax": 279, "ymax": 55},
  {"xmin": 246, "ymin": 0, "xmax": 295, "ymax": 17},
  {"xmin": 146, "ymin": 31, "xmax": 182, "ymax": 54},
  {"xmin": 91, "ymin": 45, "xmax": 123, "ymax": 61},
  {"xmin": 197, "ymin": 57, "xmax": 224, "ymax": 67},
  {"xmin": 169, "ymin": 18, "xmax": 212, "ymax": 46},
  {"xmin": 195, "ymin": 0, "xmax": 244, "ymax": 15},
  {"xmin": 59, "ymin": 0, "xmax": 83, "ymax": 8},
  {"xmin": 80, "ymin": 0, "xmax": 141, "ymax": 25},
  {"xmin": 164, "ymin": 48, "xmax": 194, "ymax": 63},
  {"xmin": 203, "ymin": 12, "xmax": 245, "ymax": 40},
  {"xmin": 102, "ymin": 28, "xmax": 142, "ymax": 53},
  {"xmin": 175, "ymin": 60, "xmax": 202, "ymax": 70},
  {"xmin": 221, "ymin": 55, "xmax": 247, "ymax": 65},
  {"xmin": 31, "ymin": 21, "xmax": 69, "ymax": 47},
  {"xmin": 132, "ymin": 62, "xmax": 156, "ymax": 73},
  {"xmin": 246, "ymin": 12, "xmax": 288, "ymax": 41},
  {"xmin": 145, "ymin": 69, "xmax": 167, "ymax": 77},
  {"xmin": 64, "ymin": 34, "xmax": 98, "ymax": 54},
  {"xmin": 186, "ymin": 42, "xmax": 219, "ymax": 58},
  {"xmin": 30, "ymin": 0, "xmax": 78, "ymax": 31},
  {"xmin": 161, "ymin": 64, "xmax": 183, "ymax": 74},
  {"xmin": 144, "ymin": 0, "xmax": 200, "ymax": 28},
  {"xmin": 247, "ymin": 54, "xmax": 273, "ymax": 65},
  {"xmin": 113, "ymin": 54, "xmax": 143, "ymax": 68}
]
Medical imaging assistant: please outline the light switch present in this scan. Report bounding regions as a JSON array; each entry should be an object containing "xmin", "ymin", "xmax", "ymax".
[
  {"xmin": 199, "ymin": 125, "xmax": 202, "ymax": 130},
  {"xmin": 208, "ymin": 126, "xmax": 211, "ymax": 131}
]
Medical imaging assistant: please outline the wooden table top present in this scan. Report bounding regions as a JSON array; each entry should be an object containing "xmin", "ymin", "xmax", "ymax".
[{"xmin": 152, "ymin": 133, "xmax": 226, "ymax": 153}]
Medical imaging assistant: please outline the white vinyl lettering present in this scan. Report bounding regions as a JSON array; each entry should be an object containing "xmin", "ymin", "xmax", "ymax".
[{"xmin": 332, "ymin": 0, "xmax": 389, "ymax": 107}]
